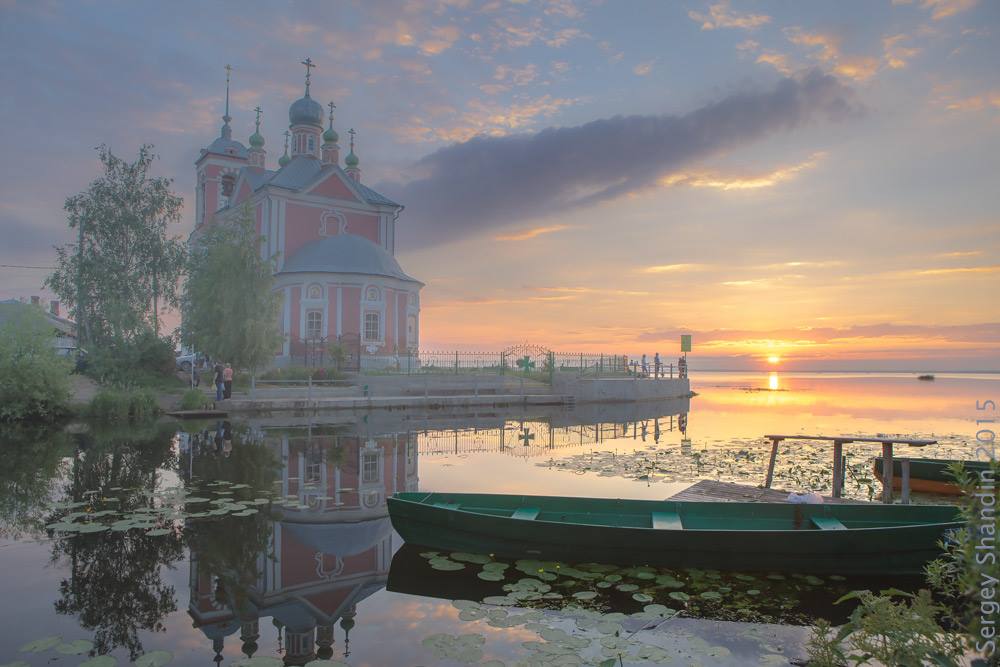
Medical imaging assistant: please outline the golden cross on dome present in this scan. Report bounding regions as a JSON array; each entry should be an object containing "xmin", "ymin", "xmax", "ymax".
[
  {"xmin": 254, "ymin": 105, "xmax": 263, "ymax": 126},
  {"xmin": 348, "ymin": 127, "xmax": 356, "ymax": 152},
  {"xmin": 301, "ymin": 57, "xmax": 316, "ymax": 92}
]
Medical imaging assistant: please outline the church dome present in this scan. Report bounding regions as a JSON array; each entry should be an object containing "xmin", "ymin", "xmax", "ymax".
[
  {"xmin": 344, "ymin": 150, "xmax": 359, "ymax": 168},
  {"xmin": 280, "ymin": 234, "xmax": 421, "ymax": 284},
  {"xmin": 248, "ymin": 130, "xmax": 265, "ymax": 149},
  {"xmin": 323, "ymin": 127, "xmax": 339, "ymax": 144},
  {"xmin": 289, "ymin": 94, "xmax": 323, "ymax": 128}
]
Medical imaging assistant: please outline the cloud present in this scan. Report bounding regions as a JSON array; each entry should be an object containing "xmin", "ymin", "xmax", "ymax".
[
  {"xmin": 882, "ymin": 34, "xmax": 921, "ymax": 69},
  {"xmin": 940, "ymin": 91, "xmax": 1000, "ymax": 112},
  {"xmin": 383, "ymin": 70, "xmax": 857, "ymax": 247},
  {"xmin": 785, "ymin": 28, "xmax": 879, "ymax": 81},
  {"xmin": 641, "ymin": 264, "xmax": 708, "ymax": 274},
  {"xmin": 688, "ymin": 2, "xmax": 771, "ymax": 30},
  {"xmin": 755, "ymin": 52, "xmax": 794, "ymax": 75},
  {"xmin": 494, "ymin": 224, "xmax": 571, "ymax": 241},
  {"xmin": 420, "ymin": 25, "xmax": 461, "ymax": 55},
  {"xmin": 658, "ymin": 152, "xmax": 825, "ymax": 191},
  {"xmin": 493, "ymin": 63, "xmax": 539, "ymax": 85},
  {"xmin": 633, "ymin": 60, "xmax": 655, "ymax": 76},
  {"xmin": 921, "ymin": 0, "xmax": 979, "ymax": 19},
  {"xmin": 392, "ymin": 94, "xmax": 578, "ymax": 143}
]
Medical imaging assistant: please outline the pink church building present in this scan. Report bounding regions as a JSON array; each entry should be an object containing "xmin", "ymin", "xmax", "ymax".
[{"xmin": 193, "ymin": 61, "xmax": 422, "ymax": 367}]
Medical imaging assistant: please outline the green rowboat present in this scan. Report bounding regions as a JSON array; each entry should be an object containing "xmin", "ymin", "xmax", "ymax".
[
  {"xmin": 388, "ymin": 492, "xmax": 961, "ymax": 575},
  {"xmin": 874, "ymin": 456, "xmax": 989, "ymax": 496}
]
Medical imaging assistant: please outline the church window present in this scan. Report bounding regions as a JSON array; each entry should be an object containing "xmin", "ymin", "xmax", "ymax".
[
  {"xmin": 305, "ymin": 462, "xmax": 321, "ymax": 485},
  {"xmin": 221, "ymin": 173, "xmax": 236, "ymax": 198},
  {"xmin": 306, "ymin": 310, "xmax": 323, "ymax": 339},
  {"xmin": 307, "ymin": 284, "xmax": 322, "ymax": 300},
  {"xmin": 308, "ymin": 136, "xmax": 315, "ymax": 153},
  {"xmin": 361, "ymin": 451, "xmax": 380, "ymax": 484},
  {"xmin": 364, "ymin": 312, "xmax": 380, "ymax": 342},
  {"xmin": 365, "ymin": 286, "xmax": 380, "ymax": 302}
]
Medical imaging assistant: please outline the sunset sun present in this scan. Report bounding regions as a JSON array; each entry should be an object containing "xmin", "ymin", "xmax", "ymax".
[{"xmin": 767, "ymin": 355, "xmax": 781, "ymax": 365}]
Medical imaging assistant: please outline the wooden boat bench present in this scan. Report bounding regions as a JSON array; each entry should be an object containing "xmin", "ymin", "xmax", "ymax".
[
  {"xmin": 651, "ymin": 511, "xmax": 683, "ymax": 530},
  {"xmin": 433, "ymin": 502, "xmax": 462, "ymax": 510},
  {"xmin": 762, "ymin": 434, "xmax": 937, "ymax": 505},
  {"xmin": 811, "ymin": 516, "xmax": 847, "ymax": 530}
]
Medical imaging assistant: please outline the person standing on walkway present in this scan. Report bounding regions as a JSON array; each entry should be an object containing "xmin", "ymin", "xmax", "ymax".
[
  {"xmin": 641, "ymin": 354, "xmax": 648, "ymax": 377},
  {"xmin": 214, "ymin": 362, "xmax": 224, "ymax": 402},
  {"xmin": 223, "ymin": 363, "xmax": 234, "ymax": 400},
  {"xmin": 654, "ymin": 352, "xmax": 661, "ymax": 378}
]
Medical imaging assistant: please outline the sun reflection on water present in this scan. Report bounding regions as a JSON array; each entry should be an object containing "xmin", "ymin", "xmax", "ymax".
[{"xmin": 769, "ymin": 372, "xmax": 780, "ymax": 391}]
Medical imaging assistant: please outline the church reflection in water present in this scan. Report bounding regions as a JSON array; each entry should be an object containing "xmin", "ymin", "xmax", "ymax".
[{"xmin": 180, "ymin": 398, "xmax": 688, "ymax": 665}]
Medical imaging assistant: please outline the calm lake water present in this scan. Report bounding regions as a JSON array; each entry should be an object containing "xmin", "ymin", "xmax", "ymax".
[{"xmin": 0, "ymin": 371, "xmax": 995, "ymax": 666}]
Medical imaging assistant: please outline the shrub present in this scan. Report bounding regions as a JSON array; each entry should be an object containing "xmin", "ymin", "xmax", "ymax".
[
  {"xmin": 180, "ymin": 389, "xmax": 210, "ymax": 411},
  {"xmin": 83, "ymin": 330, "xmax": 178, "ymax": 386},
  {"xmin": 0, "ymin": 308, "xmax": 72, "ymax": 422},
  {"xmin": 87, "ymin": 388, "xmax": 160, "ymax": 422}
]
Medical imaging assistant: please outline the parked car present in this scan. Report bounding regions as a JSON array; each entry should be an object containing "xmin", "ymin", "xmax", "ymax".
[{"xmin": 175, "ymin": 351, "xmax": 198, "ymax": 372}]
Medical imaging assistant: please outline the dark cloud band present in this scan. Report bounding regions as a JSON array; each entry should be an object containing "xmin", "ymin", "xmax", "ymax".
[{"xmin": 383, "ymin": 69, "xmax": 857, "ymax": 248}]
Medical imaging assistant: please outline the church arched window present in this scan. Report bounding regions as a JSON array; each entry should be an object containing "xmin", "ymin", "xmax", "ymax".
[
  {"xmin": 221, "ymin": 173, "xmax": 236, "ymax": 199},
  {"xmin": 306, "ymin": 310, "xmax": 323, "ymax": 340},
  {"xmin": 364, "ymin": 312, "xmax": 380, "ymax": 342},
  {"xmin": 307, "ymin": 284, "xmax": 323, "ymax": 300},
  {"xmin": 365, "ymin": 286, "xmax": 381, "ymax": 302}
]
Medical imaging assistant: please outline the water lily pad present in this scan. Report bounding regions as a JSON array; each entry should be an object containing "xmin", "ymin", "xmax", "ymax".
[
  {"xmin": 700, "ymin": 591, "xmax": 722, "ymax": 601},
  {"xmin": 145, "ymin": 528, "xmax": 172, "ymax": 536},
  {"xmin": 572, "ymin": 591, "xmax": 598, "ymax": 600},
  {"xmin": 668, "ymin": 591, "xmax": 690, "ymax": 602},
  {"xmin": 0, "ymin": 661, "xmax": 30, "ymax": 667},
  {"xmin": 56, "ymin": 639, "xmax": 93, "ymax": 655},
  {"xmin": 80, "ymin": 656, "xmax": 117, "ymax": 667},
  {"xmin": 615, "ymin": 583, "xmax": 639, "ymax": 592},
  {"xmin": 19, "ymin": 636, "xmax": 61, "ymax": 652},
  {"xmin": 631, "ymin": 592, "xmax": 653, "ymax": 603},
  {"xmin": 746, "ymin": 589, "xmax": 761, "ymax": 596},
  {"xmin": 477, "ymin": 571, "xmax": 505, "ymax": 581},
  {"xmin": 134, "ymin": 650, "xmax": 172, "ymax": 667},
  {"xmin": 451, "ymin": 552, "xmax": 492, "ymax": 564},
  {"xmin": 303, "ymin": 661, "xmax": 349, "ymax": 667}
]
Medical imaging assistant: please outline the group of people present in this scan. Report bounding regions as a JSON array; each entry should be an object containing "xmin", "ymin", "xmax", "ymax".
[
  {"xmin": 213, "ymin": 362, "xmax": 234, "ymax": 401},
  {"xmin": 189, "ymin": 356, "xmax": 234, "ymax": 401},
  {"xmin": 631, "ymin": 352, "xmax": 682, "ymax": 378}
]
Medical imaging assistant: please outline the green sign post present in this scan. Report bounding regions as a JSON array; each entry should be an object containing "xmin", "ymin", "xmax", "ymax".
[{"xmin": 680, "ymin": 334, "xmax": 692, "ymax": 353}]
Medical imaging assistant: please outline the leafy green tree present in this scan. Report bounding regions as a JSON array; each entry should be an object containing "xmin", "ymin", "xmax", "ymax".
[
  {"xmin": 47, "ymin": 145, "xmax": 186, "ymax": 346},
  {"xmin": 182, "ymin": 203, "xmax": 283, "ymax": 384},
  {"xmin": 0, "ymin": 307, "xmax": 72, "ymax": 422}
]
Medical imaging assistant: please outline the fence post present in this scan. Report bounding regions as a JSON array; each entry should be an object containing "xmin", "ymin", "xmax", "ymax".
[
  {"xmin": 454, "ymin": 351, "xmax": 459, "ymax": 374},
  {"xmin": 307, "ymin": 373, "xmax": 312, "ymax": 401},
  {"xmin": 549, "ymin": 351, "xmax": 555, "ymax": 385}
]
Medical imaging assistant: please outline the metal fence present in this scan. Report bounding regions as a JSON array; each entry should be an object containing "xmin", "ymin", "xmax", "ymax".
[{"xmin": 280, "ymin": 339, "xmax": 687, "ymax": 383}]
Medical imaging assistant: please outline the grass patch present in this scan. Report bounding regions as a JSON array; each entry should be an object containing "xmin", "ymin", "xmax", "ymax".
[
  {"xmin": 87, "ymin": 388, "xmax": 159, "ymax": 422},
  {"xmin": 179, "ymin": 389, "xmax": 211, "ymax": 411}
]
